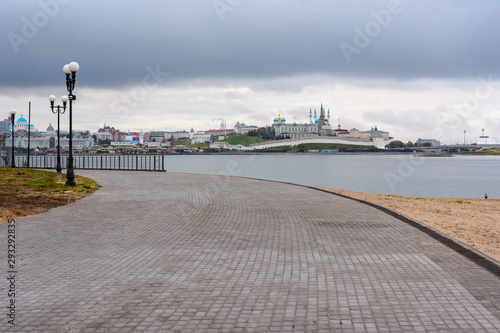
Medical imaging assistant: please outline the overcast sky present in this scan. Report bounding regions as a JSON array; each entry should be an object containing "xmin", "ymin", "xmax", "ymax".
[{"xmin": 1, "ymin": 0, "xmax": 500, "ymax": 143}]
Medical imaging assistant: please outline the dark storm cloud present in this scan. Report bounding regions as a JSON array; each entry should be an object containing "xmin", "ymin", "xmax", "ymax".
[{"xmin": 1, "ymin": 0, "xmax": 500, "ymax": 89}]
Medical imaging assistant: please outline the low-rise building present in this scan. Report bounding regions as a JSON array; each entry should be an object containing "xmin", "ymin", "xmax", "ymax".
[
  {"xmin": 234, "ymin": 122, "xmax": 258, "ymax": 135},
  {"xmin": 150, "ymin": 131, "xmax": 166, "ymax": 143},
  {"xmin": 96, "ymin": 123, "xmax": 121, "ymax": 141},
  {"xmin": 164, "ymin": 131, "xmax": 190, "ymax": 141},
  {"xmin": 191, "ymin": 134, "xmax": 212, "ymax": 144},
  {"xmin": 0, "ymin": 118, "xmax": 11, "ymax": 131},
  {"xmin": 203, "ymin": 129, "xmax": 235, "ymax": 140},
  {"xmin": 95, "ymin": 131, "xmax": 113, "ymax": 142}
]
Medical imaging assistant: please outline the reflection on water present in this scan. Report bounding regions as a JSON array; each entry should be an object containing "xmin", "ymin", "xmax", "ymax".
[{"xmin": 165, "ymin": 154, "xmax": 500, "ymax": 199}]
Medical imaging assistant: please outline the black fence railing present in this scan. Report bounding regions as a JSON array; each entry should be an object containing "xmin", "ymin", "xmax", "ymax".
[{"xmin": 2, "ymin": 154, "xmax": 166, "ymax": 172}]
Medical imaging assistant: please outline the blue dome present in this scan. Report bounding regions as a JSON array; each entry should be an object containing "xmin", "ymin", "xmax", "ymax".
[
  {"xmin": 17, "ymin": 116, "xmax": 27, "ymax": 122},
  {"xmin": 273, "ymin": 118, "xmax": 278, "ymax": 122},
  {"xmin": 282, "ymin": 118, "xmax": 286, "ymax": 122},
  {"xmin": 315, "ymin": 118, "xmax": 320, "ymax": 124}
]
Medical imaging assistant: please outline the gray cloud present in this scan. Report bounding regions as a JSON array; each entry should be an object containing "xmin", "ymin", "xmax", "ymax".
[
  {"xmin": 1, "ymin": 0, "xmax": 500, "ymax": 89},
  {"xmin": 363, "ymin": 108, "xmax": 431, "ymax": 133}
]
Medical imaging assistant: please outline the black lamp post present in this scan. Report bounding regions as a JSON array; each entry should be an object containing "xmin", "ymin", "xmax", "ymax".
[
  {"xmin": 27, "ymin": 102, "xmax": 31, "ymax": 168},
  {"xmin": 63, "ymin": 62, "xmax": 79, "ymax": 186},
  {"xmin": 9, "ymin": 109, "xmax": 16, "ymax": 168},
  {"xmin": 49, "ymin": 95, "xmax": 68, "ymax": 173}
]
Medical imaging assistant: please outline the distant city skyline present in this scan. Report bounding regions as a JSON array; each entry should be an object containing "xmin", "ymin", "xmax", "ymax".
[
  {"xmin": 1, "ymin": 1, "xmax": 499, "ymax": 143},
  {"xmin": 5, "ymin": 108, "xmax": 497, "ymax": 146}
]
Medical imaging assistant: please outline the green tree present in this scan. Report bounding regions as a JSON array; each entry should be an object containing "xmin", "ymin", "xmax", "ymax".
[
  {"xmin": 385, "ymin": 140, "xmax": 406, "ymax": 148},
  {"xmin": 247, "ymin": 130, "xmax": 259, "ymax": 137},
  {"xmin": 247, "ymin": 127, "xmax": 274, "ymax": 140},
  {"xmin": 98, "ymin": 139, "xmax": 111, "ymax": 145}
]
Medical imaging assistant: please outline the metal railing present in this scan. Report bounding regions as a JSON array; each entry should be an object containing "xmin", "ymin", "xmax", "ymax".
[{"xmin": 2, "ymin": 154, "xmax": 166, "ymax": 172}]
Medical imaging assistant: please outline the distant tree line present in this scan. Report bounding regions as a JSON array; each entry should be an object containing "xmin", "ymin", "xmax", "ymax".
[
  {"xmin": 246, "ymin": 127, "xmax": 288, "ymax": 140},
  {"xmin": 385, "ymin": 140, "xmax": 428, "ymax": 148}
]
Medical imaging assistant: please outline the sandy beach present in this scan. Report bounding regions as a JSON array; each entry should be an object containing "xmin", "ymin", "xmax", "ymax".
[{"xmin": 319, "ymin": 188, "xmax": 500, "ymax": 262}]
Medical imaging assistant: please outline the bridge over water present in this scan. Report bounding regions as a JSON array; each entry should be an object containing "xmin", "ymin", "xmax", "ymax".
[{"xmin": 246, "ymin": 136, "xmax": 387, "ymax": 150}]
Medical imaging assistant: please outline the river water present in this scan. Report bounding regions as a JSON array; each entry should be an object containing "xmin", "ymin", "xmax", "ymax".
[{"xmin": 164, "ymin": 154, "xmax": 500, "ymax": 199}]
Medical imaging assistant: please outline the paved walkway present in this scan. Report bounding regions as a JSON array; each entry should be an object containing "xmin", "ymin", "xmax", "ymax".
[{"xmin": 1, "ymin": 171, "xmax": 500, "ymax": 332}]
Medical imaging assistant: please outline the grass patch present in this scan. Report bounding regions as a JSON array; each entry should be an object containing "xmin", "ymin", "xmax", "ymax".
[
  {"xmin": 382, "ymin": 194, "xmax": 434, "ymax": 201},
  {"xmin": 454, "ymin": 200, "xmax": 471, "ymax": 204},
  {"xmin": 0, "ymin": 167, "xmax": 100, "ymax": 221},
  {"xmin": 1, "ymin": 168, "xmax": 99, "ymax": 196},
  {"xmin": 189, "ymin": 143, "xmax": 210, "ymax": 149},
  {"xmin": 174, "ymin": 140, "xmax": 191, "ymax": 146},
  {"xmin": 223, "ymin": 135, "xmax": 264, "ymax": 147},
  {"xmin": 459, "ymin": 148, "xmax": 500, "ymax": 156},
  {"xmin": 418, "ymin": 154, "xmax": 454, "ymax": 157}
]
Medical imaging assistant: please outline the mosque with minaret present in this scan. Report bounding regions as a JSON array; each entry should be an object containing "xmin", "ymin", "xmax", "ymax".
[
  {"xmin": 273, "ymin": 103, "xmax": 334, "ymax": 139},
  {"xmin": 272, "ymin": 103, "xmax": 390, "ymax": 141}
]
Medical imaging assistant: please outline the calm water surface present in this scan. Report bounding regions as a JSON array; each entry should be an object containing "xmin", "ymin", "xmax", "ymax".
[{"xmin": 165, "ymin": 154, "xmax": 500, "ymax": 199}]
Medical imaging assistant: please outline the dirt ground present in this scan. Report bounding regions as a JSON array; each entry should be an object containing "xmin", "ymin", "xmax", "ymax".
[
  {"xmin": 0, "ymin": 193, "xmax": 80, "ymax": 222},
  {"xmin": 319, "ymin": 188, "xmax": 500, "ymax": 262}
]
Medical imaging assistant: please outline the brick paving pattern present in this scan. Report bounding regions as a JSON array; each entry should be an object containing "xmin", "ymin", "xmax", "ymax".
[{"xmin": 1, "ymin": 170, "xmax": 499, "ymax": 332}]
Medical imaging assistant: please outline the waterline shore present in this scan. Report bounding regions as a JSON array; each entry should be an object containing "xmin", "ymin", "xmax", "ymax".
[{"xmin": 319, "ymin": 188, "xmax": 500, "ymax": 261}]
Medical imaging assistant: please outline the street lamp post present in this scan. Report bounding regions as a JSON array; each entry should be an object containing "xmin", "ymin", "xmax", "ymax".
[
  {"xmin": 49, "ymin": 95, "xmax": 68, "ymax": 173},
  {"xmin": 9, "ymin": 110, "xmax": 16, "ymax": 168},
  {"xmin": 63, "ymin": 62, "xmax": 79, "ymax": 186},
  {"xmin": 27, "ymin": 102, "xmax": 31, "ymax": 168}
]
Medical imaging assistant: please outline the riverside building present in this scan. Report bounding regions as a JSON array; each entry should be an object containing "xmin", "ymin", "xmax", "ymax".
[{"xmin": 3, "ymin": 114, "xmax": 93, "ymax": 149}]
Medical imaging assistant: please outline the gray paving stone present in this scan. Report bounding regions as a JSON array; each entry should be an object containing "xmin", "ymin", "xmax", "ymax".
[{"xmin": 0, "ymin": 170, "xmax": 499, "ymax": 332}]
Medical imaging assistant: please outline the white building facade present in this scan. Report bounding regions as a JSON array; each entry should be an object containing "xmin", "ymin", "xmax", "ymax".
[
  {"xmin": 4, "ymin": 116, "xmax": 94, "ymax": 149},
  {"xmin": 272, "ymin": 114, "xmax": 319, "ymax": 139}
]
